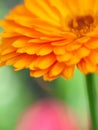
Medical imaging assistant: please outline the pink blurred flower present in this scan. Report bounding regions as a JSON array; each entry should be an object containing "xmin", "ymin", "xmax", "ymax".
[{"xmin": 16, "ymin": 99, "xmax": 79, "ymax": 130}]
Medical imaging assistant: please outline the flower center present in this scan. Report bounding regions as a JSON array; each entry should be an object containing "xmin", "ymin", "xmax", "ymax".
[{"xmin": 68, "ymin": 15, "xmax": 95, "ymax": 37}]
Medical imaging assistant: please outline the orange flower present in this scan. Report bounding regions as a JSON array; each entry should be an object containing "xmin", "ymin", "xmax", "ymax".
[{"xmin": 0, "ymin": 0, "xmax": 98, "ymax": 81}]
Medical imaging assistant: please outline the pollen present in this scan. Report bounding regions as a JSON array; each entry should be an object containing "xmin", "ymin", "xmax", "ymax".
[{"xmin": 68, "ymin": 15, "xmax": 95, "ymax": 37}]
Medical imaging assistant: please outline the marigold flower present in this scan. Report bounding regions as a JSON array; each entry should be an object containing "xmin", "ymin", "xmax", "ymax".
[
  {"xmin": 0, "ymin": 0, "xmax": 98, "ymax": 80},
  {"xmin": 16, "ymin": 99, "xmax": 79, "ymax": 130}
]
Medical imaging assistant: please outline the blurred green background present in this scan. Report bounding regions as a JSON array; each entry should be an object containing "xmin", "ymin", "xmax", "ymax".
[{"xmin": 0, "ymin": 1, "xmax": 98, "ymax": 130}]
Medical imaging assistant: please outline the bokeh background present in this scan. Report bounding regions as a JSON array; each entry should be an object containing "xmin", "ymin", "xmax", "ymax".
[{"xmin": 0, "ymin": 1, "xmax": 98, "ymax": 130}]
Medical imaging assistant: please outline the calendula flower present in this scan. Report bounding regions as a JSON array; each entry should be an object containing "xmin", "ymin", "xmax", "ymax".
[
  {"xmin": 16, "ymin": 99, "xmax": 79, "ymax": 130},
  {"xmin": 0, "ymin": 0, "xmax": 98, "ymax": 80}
]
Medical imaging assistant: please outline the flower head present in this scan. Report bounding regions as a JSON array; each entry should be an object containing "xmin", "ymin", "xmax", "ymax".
[
  {"xmin": 0, "ymin": 0, "xmax": 98, "ymax": 80},
  {"xmin": 16, "ymin": 99, "xmax": 79, "ymax": 130}
]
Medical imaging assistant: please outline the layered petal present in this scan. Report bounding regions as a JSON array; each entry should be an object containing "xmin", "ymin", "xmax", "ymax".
[{"xmin": 0, "ymin": 0, "xmax": 98, "ymax": 80}]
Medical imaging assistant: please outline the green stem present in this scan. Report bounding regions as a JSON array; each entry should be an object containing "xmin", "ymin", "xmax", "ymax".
[{"xmin": 85, "ymin": 74, "xmax": 97, "ymax": 130}]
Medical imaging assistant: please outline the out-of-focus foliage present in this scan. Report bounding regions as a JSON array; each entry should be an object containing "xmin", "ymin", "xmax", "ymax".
[
  {"xmin": 0, "ymin": 67, "xmax": 36, "ymax": 130},
  {"xmin": 50, "ymin": 69, "xmax": 89, "ymax": 129}
]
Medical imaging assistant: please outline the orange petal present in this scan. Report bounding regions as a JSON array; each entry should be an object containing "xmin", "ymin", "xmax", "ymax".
[
  {"xmin": 17, "ymin": 44, "xmax": 40, "ymax": 54},
  {"xmin": 0, "ymin": 52, "xmax": 19, "ymax": 62},
  {"xmin": 0, "ymin": 61, "xmax": 5, "ymax": 66},
  {"xmin": 77, "ymin": 59, "xmax": 96, "ymax": 74},
  {"xmin": 66, "ymin": 40, "xmax": 82, "ymax": 51},
  {"xmin": 56, "ymin": 52, "xmax": 72, "ymax": 62},
  {"xmin": 28, "ymin": 55, "xmax": 38, "ymax": 70},
  {"xmin": 62, "ymin": 66, "xmax": 75, "ymax": 79},
  {"xmin": 24, "ymin": 0, "xmax": 60, "ymax": 26},
  {"xmin": 66, "ymin": 56, "xmax": 80, "ymax": 65},
  {"xmin": 30, "ymin": 69, "xmax": 48, "ymax": 77},
  {"xmin": 66, "ymin": 47, "xmax": 90, "ymax": 65},
  {"xmin": 2, "ymin": 20, "xmax": 42, "ymax": 38},
  {"xmin": 84, "ymin": 39, "xmax": 98, "ymax": 49},
  {"xmin": 14, "ymin": 55, "xmax": 32, "ymax": 69},
  {"xmin": 6, "ymin": 5, "xmax": 35, "ymax": 28},
  {"xmin": 51, "ymin": 33, "xmax": 76, "ymax": 46},
  {"xmin": 95, "ymin": 65, "xmax": 98, "ymax": 74},
  {"xmin": 47, "ymin": 0, "xmax": 70, "ymax": 18},
  {"xmin": 6, "ymin": 5, "xmax": 33, "ymax": 19},
  {"xmin": 12, "ymin": 37, "xmax": 29, "ymax": 48},
  {"xmin": 36, "ymin": 44, "xmax": 52, "ymax": 56},
  {"xmin": 86, "ymin": 51, "xmax": 98, "ymax": 65},
  {"xmin": 49, "ymin": 62, "xmax": 65, "ymax": 77},
  {"xmin": 0, "ymin": 32, "xmax": 20, "ymax": 38},
  {"xmin": 0, "ymin": 37, "xmax": 17, "ymax": 51},
  {"xmin": 76, "ymin": 47, "xmax": 90, "ymax": 59},
  {"xmin": 6, "ymin": 54, "xmax": 26, "ymax": 66},
  {"xmin": 0, "ymin": 47, "xmax": 16, "ymax": 55},
  {"xmin": 43, "ymin": 74, "xmax": 58, "ymax": 81},
  {"xmin": 34, "ymin": 54, "xmax": 56, "ymax": 69},
  {"xmin": 53, "ymin": 46, "xmax": 66, "ymax": 55}
]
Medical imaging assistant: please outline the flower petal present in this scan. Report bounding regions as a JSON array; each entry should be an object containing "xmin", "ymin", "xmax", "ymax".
[
  {"xmin": 34, "ymin": 54, "xmax": 56, "ymax": 69},
  {"xmin": 86, "ymin": 51, "xmax": 98, "ymax": 65},
  {"xmin": 0, "ymin": 47, "xmax": 16, "ymax": 55},
  {"xmin": 66, "ymin": 47, "xmax": 90, "ymax": 65},
  {"xmin": 30, "ymin": 69, "xmax": 48, "ymax": 77},
  {"xmin": 49, "ymin": 62, "xmax": 65, "ymax": 77},
  {"xmin": 77, "ymin": 59, "xmax": 96, "ymax": 74},
  {"xmin": 56, "ymin": 52, "xmax": 72, "ymax": 62},
  {"xmin": 36, "ymin": 44, "xmax": 52, "ymax": 56},
  {"xmin": 84, "ymin": 39, "xmax": 98, "ymax": 49},
  {"xmin": 24, "ymin": 0, "xmax": 60, "ymax": 26},
  {"xmin": 14, "ymin": 55, "xmax": 33, "ymax": 70},
  {"xmin": 53, "ymin": 46, "xmax": 66, "ymax": 55},
  {"xmin": 66, "ymin": 40, "xmax": 82, "ymax": 51},
  {"xmin": 12, "ymin": 37, "xmax": 30, "ymax": 48},
  {"xmin": 62, "ymin": 66, "xmax": 75, "ymax": 79},
  {"xmin": 0, "ymin": 52, "xmax": 19, "ymax": 62}
]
